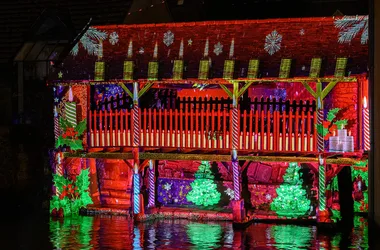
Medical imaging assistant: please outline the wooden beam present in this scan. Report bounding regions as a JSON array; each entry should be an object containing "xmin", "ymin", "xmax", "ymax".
[
  {"xmin": 221, "ymin": 161, "xmax": 232, "ymax": 177},
  {"xmin": 238, "ymin": 82, "xmax": 254, "ymax": 98},
  {"xmin": 63, "ymin": 152, "xmax": 364, "ymax": 165},
  {"xmin": 321, "ymin": 80, "xmax": 338, "ymax": 99},
  {"xmin": 123, "ymin": 159, "xmax": 133, "ymax": 169},
  {"xmin": 138, "ymin": 82, "xmax": 154, "ymax": 98},
  {"xmin": 219, "ymin": 84, "xmax": 233, "ymax": 98},
  {"xmin": 301, "ymin": 81, "xmax": 317, "ymax": 98},
  {"xmin": 241, "ymin": 161, "xmax": 251, "ymax": 173},
  {"xmin": 51, "ymin": 77, "xmax": 358, "ymax": 87},
  {"xmin": 119, "ymin": 83, "xmax": 133, "ymax": 98},
  {"xmin": 239, "ymin": 155, "xmax": 361, "ymax": 165},
  {"xmin": 63, "ymin": 152, "xmax": 133, "ymax": 159},
  {"xmin": 139, "ymin": 159, "xmax": 150, "ymax": 172}
]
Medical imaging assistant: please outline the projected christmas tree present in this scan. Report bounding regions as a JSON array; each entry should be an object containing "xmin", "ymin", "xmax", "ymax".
[
  {"xmin": 270, "ymin": 162, "xmax": 311, "ymax": 218},
  {"xmin": 186, "ymin": 161, "xmax": 221, "ymax": 206}
]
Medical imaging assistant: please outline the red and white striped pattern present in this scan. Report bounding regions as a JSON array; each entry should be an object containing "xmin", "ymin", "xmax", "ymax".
[
  {"xmin": 148, "ymin": 166, "xmax": 155, "ymax": 207},
  {"xmin": 55, "ymin": 152, "xmax": 63, "ymax": 196},
  {"xmin": 364, "ymin": 107, "xmax": 370, "ymax": 151},
  {"xmin": 133, "ymin": 105, "xmax": 140, "ymax": 147},
  {"xmin": 54, "ymin": 116, "xmax": 60, "ymax": 141},
  {"xmin": 232, "ymin": 108, "xmax": 239, "ymax": 150},
  {"xmin": 232, "ymin": 160, "xmax": 241, "ymax": 201},
  {"xmin": 317, "ymin": 109, "xmax": 324, "ymax": 152}
]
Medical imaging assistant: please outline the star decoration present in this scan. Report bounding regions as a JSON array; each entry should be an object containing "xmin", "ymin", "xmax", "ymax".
[
  {"xmin": 188, "ymin": 39, "xmax": 192, "ymax": 46},
  {"xmin": 54, "ymin": 97, "xmax": 59, "ymax": 103},
  {"xmin": 138, "ymin": 47, "xmax": 145, "ymax": 54},
  {"xmin": 299, "ymin": 29, "xmax": 305, "ymax": 36},
  {"xmin": 265, "ymin": 194, "xmax": 272, "ymax": 200},
  {"xmin": 163, "ymin": 183, "xmax": 172, "ymax": 191},
  {"xmin": 58, "ymin": 71, "xmax": 63, "ymax": 78}
]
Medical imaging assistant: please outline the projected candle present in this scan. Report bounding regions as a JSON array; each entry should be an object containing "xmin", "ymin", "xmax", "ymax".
[
  {"xmin": 65, "ymin": 87, "xmax": 77, "ymax": 127},
  {"xmin": 54, "ymin": 106, "xmax": 59, "ymax": 141},
  {"xmin": 363, "ymin": 97, "xmax": 370, "ymax": 151}
]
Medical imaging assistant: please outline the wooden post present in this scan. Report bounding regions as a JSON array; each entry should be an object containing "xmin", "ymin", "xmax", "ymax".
[
  {"xmin": 148, "ymin": 160, "xmax": 155, "ymax": 208},
  {"xmin": 132, "ymin": 82, "xmax": 141, "ymax": 215},
  {"xmin": 302, "ymin": 79, "xmax": 338, "ymax": 223},
  {"xmin": 231, "ymin": 81, "xmax": 245, "ymax": 222},
  {"xmin": 88, "ymin": 158, "xmax": 100, "ymax": 205},
  {"xmin": 231, "ymin": 81, "xmax": 241, "ymax": 201}
]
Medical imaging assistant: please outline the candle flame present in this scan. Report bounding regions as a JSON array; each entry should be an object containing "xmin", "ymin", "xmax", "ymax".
[
  {"xmin": 348, "ymin": 130, "xmax": 351, "ymax": 136},
  {"xmin": 363, "ymin": 96, "xmax": 367, "ymax": 109},
  {"xmin": 69, "ymin": 87, "xmax": 73, "ymax": 102}
]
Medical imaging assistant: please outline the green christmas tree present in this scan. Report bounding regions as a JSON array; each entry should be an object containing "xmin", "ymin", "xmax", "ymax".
[
  {"xmin": 270, "ymin": 162, "xmax": 311, "ymax": 218},
  {"xmin": 186, "ymin": 161, "xmax": 221, "ymax": 206}
]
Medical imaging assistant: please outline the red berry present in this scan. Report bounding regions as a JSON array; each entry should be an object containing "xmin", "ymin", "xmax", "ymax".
[
  {"xmin": 51, "ymin": 208, "xmax": 57, "ymax": 216},
  {"xmin": 58, "ymin": 208, "xmax": 64, "ymax": 217}
]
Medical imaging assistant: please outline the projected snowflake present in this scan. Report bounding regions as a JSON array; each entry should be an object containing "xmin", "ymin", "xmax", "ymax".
[
  {"xmin": 109, "ymin": 32, "xmax": 119, "ymax": 45},
  {"xmin": 163, "ymin": 30, "xmax": 174, "ymax": 46},
  {"xmin": 213, "ymin": 42, "xmax": 223, "ymax": 56},
  {"xmin": 264, "ymin": 30, "xmax": 282, "ymax": 55}
]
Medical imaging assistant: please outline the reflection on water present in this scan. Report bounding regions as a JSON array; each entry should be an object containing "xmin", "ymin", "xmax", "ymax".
[{"xmin": 48, "ymin": 216, "xmax": 369, "ymax": 249}]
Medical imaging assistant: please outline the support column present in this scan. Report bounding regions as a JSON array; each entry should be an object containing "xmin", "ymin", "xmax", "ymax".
[
  {"xmin": 87, "ymin": 158, "xmax": 100, "ymax": 205},
  {"xmin": 315, "ymin": 82, "xmax": 330, "ymax": 223},
  {"xmin": 317, "ymin": 155, "xmax": 330, "ymax": 223},
  {"xmin": 132, "ymin": 82, "xmax": 141, "ymax": 215},
  {"xmin": 148, "ymin": 160, "xmax": 155, "ymax": 208},
  {"xmin": 231, "ymin": 82, "xmax": 244, "ymax": 222},
  {"xmin": 370, "ymin": 1, "xmax": 380, "ymax": 247},
  {"xmin": 54, "ymin": 151, "xmax": 64, "ymax": 197}
]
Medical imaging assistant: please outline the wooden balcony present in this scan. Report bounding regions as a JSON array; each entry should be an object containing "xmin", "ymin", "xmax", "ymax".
[{"xmin": 88, "ymin": 108, "xmax": 317, "ymax": 153}]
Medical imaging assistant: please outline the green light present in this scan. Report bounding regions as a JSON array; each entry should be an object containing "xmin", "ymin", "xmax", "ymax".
[
  {"xmin": 223, "ymin": 60, "xmax": 234, "ymax": 79},
  {"xmin": 270, "ymin": 225, "xmax": 313, "ymax": 249},
  {"xmin": 186, "ymin": 161, "xmax": 221, "ymax": 206},
  {"xmin": 187, "ymin": 223, "xmax": 222, "ymax": 249},
  {"xmin": 334, "ymin": 57, "xmax": 347, "ymax": 77},
  {"xmin": 270, "ymin": 162, "xmax": 311, "ymax": 218},
  {"xmin": 50, "ymin": 216, "xmax": 93, "ymax": 249},
  {"xmin": 94, "ymin": 62, "xmax": 105, "ymax": 81},
  {"xmin": 279, "ymin": 58, "xmax": 292, "ymax": 78}
]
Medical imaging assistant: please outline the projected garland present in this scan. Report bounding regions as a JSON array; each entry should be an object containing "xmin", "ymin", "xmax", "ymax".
[
  {"xmin": 55, "ymin": 117, "xmax": 86, "ymax": 151},
  {"xmin": 316, "ymin": 108, "xmax": 347, "ymax": 140},
  {"xmin": 352, "ymin": 160, "xmax": 368, "ymax": 212},
  {"xmin": 270, "ymin": 162, "xmax": 311, "ymax": 218},
  {"xmin": 186, "ymin": 161, "xmax": 221, "ymax": 206},
  {"xmin": 50, "ymin": 168, "xmax": 93, "ymax": 217}
]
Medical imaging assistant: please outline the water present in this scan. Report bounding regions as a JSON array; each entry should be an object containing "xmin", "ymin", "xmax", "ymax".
[{"xmin": 1, "ymin": 215, "xmax": 368, "ymax": 249}]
